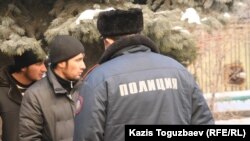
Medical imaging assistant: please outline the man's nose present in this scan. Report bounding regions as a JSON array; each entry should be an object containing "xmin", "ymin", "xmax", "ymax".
[
  {"xmin": 81, "ymin": 62, "xmax": 86, "ymax": 70},
  {"xmin": 42, "ymin": 63, "xmax": 47, "ymax": 72}
]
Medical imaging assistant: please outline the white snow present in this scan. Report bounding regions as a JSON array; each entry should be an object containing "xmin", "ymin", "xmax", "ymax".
[
  {"xmin": 75, "ymin": 7, "xmax": 114, "ymax": 24},
  {"xmin": 171, "ymin": 26, "xmax": 190, "ymax": 35},
  {"xmin": 181, "ymin": 8, "xmax": 201, "ymax": 24},
  {"xmin": 223, "ymin": 12, "xmax": 231, "ymax": 18}
]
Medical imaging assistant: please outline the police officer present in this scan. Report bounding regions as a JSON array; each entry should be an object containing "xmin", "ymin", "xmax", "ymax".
[{"xmin": 74, "ymin": 8, "xmax": 214, "ymax": 141}]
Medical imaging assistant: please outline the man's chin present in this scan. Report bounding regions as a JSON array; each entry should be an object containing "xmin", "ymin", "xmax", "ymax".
[
  {"xmin": 75, "ymin": 75, "xmax": 80, "ymax": 80},
  {"xmin": 69, "ymin": 76, "xmax": 80, "ymax": 81}
]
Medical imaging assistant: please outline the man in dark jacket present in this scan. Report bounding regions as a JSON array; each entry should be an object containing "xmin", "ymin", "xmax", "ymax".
[
  {"xmin": 0, "ymin": 48, "xmax": 47, "ymax": 141},
  {"xmin": 19, "ymin": 35, "xmax": 86, "ymax": 141},
  {"xmin": 74, "ymin": 8, "xmax": 214, "ymax": 141}
]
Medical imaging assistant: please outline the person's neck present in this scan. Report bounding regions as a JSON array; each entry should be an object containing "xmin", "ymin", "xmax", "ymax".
[
  {"xmin": 11, "ymin": 72, "xmax": 32, "ymax": 86},
  {"xmin": 53, "ymin": 68, "xmax": 75, "ymax": 92},
  {"xmin": 53, "ymin": 68, "xmax": 67, "ymax": 80}
]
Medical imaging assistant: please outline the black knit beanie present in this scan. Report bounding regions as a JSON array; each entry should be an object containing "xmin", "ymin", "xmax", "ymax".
[
  {"xmin": 13, "ymin": 49, "xmax": 45, "ymax": 71},
  {"xmin": 48, "ymin": 35, "xmax": 85, "ymax": 65},
  {"xmin": 97, "ymin": 8, "xmax": 143, "ymax": 37}
]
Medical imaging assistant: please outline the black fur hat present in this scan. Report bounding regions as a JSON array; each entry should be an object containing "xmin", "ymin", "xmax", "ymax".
[
  {"xmin": 0, "ymin": 37, "xmax": 46, "ymax": 71},
  {"xmin": 13, "ymin": 49, "xmax": 45, "ymax": 70},
  {"xmin": 97, "ymin": 8, "xmax": 143, "ymax": 37}
]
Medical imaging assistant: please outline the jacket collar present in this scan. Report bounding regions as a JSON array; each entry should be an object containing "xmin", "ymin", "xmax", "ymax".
[
  {"xmin": 47, "ymin": 67, "xmax": 68, "ymax": 95},
  {"xmin": 47, "ymin": 67, "xmax": 82, "ymax": 96},
  {"xmin": 0, "ymin": 66, "xmax": 9, "ymax": 87},
  {"xmin": 99, "ymin": 34, "xmax": 159, "ymax": 64},
  {"xmin": 0, "ymin": 66, "xmax": 22, "ymax": 104}
]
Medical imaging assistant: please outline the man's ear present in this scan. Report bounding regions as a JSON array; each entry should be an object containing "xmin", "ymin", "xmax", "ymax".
[
  {"xmin": 104, "ymin": 38, "xmax": 114, "ymax": 49},
  {"xmin": 57, "ymin": 61, "xmax": 66, "ymax": 69},
  {"xmin": 21, "ymin": 67, "xmax": 27, "ymax": 72}
]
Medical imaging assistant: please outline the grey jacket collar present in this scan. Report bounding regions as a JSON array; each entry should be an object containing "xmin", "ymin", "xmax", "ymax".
[
  {"xmin": 47, "ymin": 67, "xmax": 82, "ymax": 97},
  {"xmin": 47, "ymin": 67, "xmax": 68, "ymax": 95}
]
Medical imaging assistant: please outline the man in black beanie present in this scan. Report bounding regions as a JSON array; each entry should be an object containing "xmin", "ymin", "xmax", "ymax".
[
  {"xmin": 0, "ymin": 47, "xmax": 47, "ymax": 141},
  {"xmin": 19, "ymin": 35, "xmax": 86, "ymax": 141},
  {"xmin": 74, "ymin": 8, "xmax": 214, "ymax": 141}
]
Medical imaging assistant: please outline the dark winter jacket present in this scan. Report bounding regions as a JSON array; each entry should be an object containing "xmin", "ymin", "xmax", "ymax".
[
  {"xmin": 19, "ymin": 67, "xmax": 81, "ymax": 141},
  {"xmin": 0, "ymin": 66, "xmax": 22, "ymax": 141},
  {"xmin": 74, "ymin": 35, "xmax": 214, "ymax": 141}
]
